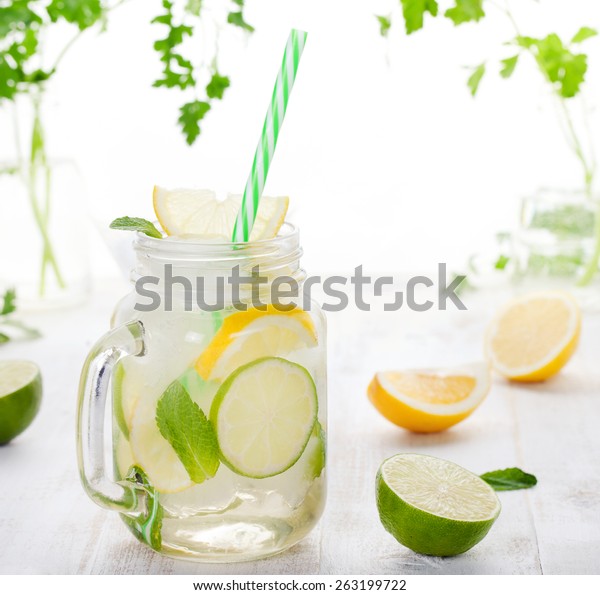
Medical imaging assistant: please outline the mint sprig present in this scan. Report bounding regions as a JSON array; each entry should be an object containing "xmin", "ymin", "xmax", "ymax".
[
  {"xmin": 156, "ymin": 381, "xmax": 220, "ymax": 483},
  {"xmin": 481, "ymin": 467, "xmax": 537, "ymax": 491},
  {"xmin": 109, "ymin": 217, "xmax": 163, "ymax": 239}
]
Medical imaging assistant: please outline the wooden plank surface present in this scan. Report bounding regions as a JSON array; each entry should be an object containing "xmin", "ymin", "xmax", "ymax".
[{"xmin": 0, "ymin": 285, "xmax": 598, "ymax": 574}]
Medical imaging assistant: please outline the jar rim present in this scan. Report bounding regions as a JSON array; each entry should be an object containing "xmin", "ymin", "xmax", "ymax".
[{"xmin": 134, "ymin": 221, "xmax": 298, "ymax": 254}]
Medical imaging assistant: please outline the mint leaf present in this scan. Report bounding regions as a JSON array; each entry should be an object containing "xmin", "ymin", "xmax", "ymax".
[
  {"xmin": 110, "ymin": 217, "xmax": 162, "ymax": 238},
  {"xmin": 124, "ymin": 466, "xmax": 163, "ymax": 551},
  {"xmin": 227, "ymin": 11, "xmax": 254, "ymax": 33},
  {"xmin": 571, "ymin": 27, "xmax": 597, "ymax": 44},
  {"xmin": 445, "ymin": 0, "xmax": 485, "ymax": 26},
  {"xmin": 178, "ymin": 100, "xmax": 211, "ymax": 145},
  {"xmin": 500, "ymin": 54, "xmax": 519, "ymax": 78},
  {"xmin": 156, "ymin": 381, "xmax": 220, "ymax": 483},
  {"xmin": 46, "ymin": 0, "xmax": 103, "ymax": 31},
  {"xmin": 481, "ymin": 468, "xmax": 537, "ymax": 491},
  {"xmin": 376, "ymin": 15, "xmax": 392, "ymax": 37},
  {"xmin": 400, "ymin": 0, "xmax": 438, "ymax": 35},
  {"xmin": 467, "ymin": 62, "xmax": 485, "ymax": 96},
  {"xmin": 1, "ymin": 288, "xmax": 16, "ymax": 316},
  {"xmin": 206, "ymin": 72, "xmax": 230, "ymax": 99}
]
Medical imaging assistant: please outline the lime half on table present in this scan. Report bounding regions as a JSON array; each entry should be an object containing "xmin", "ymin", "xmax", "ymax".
[
  {"xmin": 0, "ymin": 360, "xmax": 42, "ymax": 444},
  {"xmin": 210, "ymin": 357, "xmax": 317, "ymax": 479},
  {"xmin": 376, "ymin": 453, "xmax": 501, "ymax": 557}
]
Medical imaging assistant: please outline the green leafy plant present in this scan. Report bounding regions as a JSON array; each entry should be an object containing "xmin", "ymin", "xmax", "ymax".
[
  {"xmin": 376, "ymin": 1, "xmax": 600, "ymax": 285},
  {"xmin": 0, "ymin": 0, "xmax": 254, "ymax": 297},
  {"xmin": 0, "ymin": 288, "xmax": 40, "ymax": 343}
]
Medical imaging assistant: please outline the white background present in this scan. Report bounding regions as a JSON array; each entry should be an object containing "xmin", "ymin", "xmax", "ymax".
[{"xmin": 1, "ymin": 0, "xmax": 599, "ymax": 279}]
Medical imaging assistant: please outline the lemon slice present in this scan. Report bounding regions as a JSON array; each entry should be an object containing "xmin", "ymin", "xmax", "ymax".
[
  {"xmin": 210, "ymin": 357, "xmax": 318, "ymax": 478},
  {"xmin": 153, "ymin": 186, "xmax": 289, "ymax": 240},
  {"xmin": 486, "ymin": 291, "xmax": 580, "ymax": 381},
  {"xmin": 377, "ymin": 453, "xmax": 500, "ymax": 556},
  {"xmin": 129, "ymin": 393, "xmax": 193, "ymax": 494},
  {"xmin": 368, "ymin": 362, "xmax": 490, "ymax": 433},
  {"xmin": 196, "ymin": 305, "xmax": 318, "ymax": 381}
]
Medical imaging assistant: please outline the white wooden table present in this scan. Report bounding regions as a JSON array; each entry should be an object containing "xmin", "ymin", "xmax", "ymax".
[{"xmin": 1, "ymin": 284, "xmax": 599, "ymax": 574}]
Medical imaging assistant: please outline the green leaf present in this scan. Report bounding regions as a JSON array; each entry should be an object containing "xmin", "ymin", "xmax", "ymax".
[
  {"xmin": 206, "ymin": 72, "xmax": 230, "ymax": 99},
  {"xmin": 400, "ymin": 0, "xmax": 439, "ymax": 35},
  {"xmin": 47, "ymin": 0, "xmax": 103, "ymax": 31},
  {"xmin": 481, "ymin": 468, "xmax": 537, "ymax": 491},
  {"xmin": 124, "ymin": 466, "xmax": 163, "ymax": 550},
  {"xmin": 571, "ymin": 27, "xmax": 597, "ymax": 44},
  {"xmin": 109, "ymin": 217, "xmax": 163, "ymax": 238},
  {"xmin": 500, "ymin": 54, "xmax": 519, "ymax": 78},
  {"xmin": 156, "ymin": 381, "xmax": 220, "ymax": 483},
  {"xmin": 185, "ymin": 0, "xmax": 203, "ymax": 16},
  {"xmin": 467, "ymin": 62, "xmax": 485, "ymax": 96},
  {"xmin": 518, "ymin": 33, "xmax": 588, "ymax": 98},
  {"xmin": 375, "ymin": 15, "xmax": 392, "ymax": 38},
  {"xmin": 1, "ymin": 288, "xmax": 16, "ymax": 316},
  {"xmin": 178, "ymin": 100, "xmax": 211, "ymax": 145},
  {"xmin": 0, "ymin": 333, "xmax": 9, "ymax": 344},
  {"xmin": 227, "ymin": 11, "xmax": 254, "ymax": 32},
  {"xmin": 494, "ymin": 255, "xmax": 510, "ymax": 270},
  {"xmin": 445, "ymin": 0, "xmax": 485, "ymax": 26},
  {"xmin": 0, "ymin": 1, "xmax": 42, "ymax": 38}
]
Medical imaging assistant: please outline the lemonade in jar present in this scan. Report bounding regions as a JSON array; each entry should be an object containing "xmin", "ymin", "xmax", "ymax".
[{"xmin": 78, "ymin": 188, "xmax": 326, "ymax": 561}]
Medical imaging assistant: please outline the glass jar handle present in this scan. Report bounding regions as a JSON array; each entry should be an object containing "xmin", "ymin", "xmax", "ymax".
[{"xmin": 77, "ymin": 320, "xmax": 146, "ymax": 513}]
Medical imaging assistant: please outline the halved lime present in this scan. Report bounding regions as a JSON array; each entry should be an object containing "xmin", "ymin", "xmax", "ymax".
[
  {"xmin": 376, "ymin": 453, "xmax": 501, "ymax": 556},
  {"xmin": 210, "ymin": 357, "xmax": 317, "ymax": 478},
  {"xmin": 0, "ymin": 360, "xmax": 42, "ymax": 444}
]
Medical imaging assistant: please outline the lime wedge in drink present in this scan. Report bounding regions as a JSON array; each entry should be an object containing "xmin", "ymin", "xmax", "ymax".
[
  {"xmin": 210, "ymin": 357, "xmax": 317, "ymax": 478},
  {"xmin": 376, "ymin": 453, "xmax": 501, "ymax": 557},
  {"xmin": 0, "ymin": 360, "xmax": 42, "ymax": 444}
]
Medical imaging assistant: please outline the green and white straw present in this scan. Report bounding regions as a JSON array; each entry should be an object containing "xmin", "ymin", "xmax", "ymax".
[{"xmin": 232, "ymin": 28, "xmax": 308, "ymax": 242}]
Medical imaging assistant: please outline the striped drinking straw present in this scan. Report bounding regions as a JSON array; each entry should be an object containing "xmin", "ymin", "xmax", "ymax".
[{"xmin": 232, "ymin": 29, "xmax": 308, "ymax": 242}]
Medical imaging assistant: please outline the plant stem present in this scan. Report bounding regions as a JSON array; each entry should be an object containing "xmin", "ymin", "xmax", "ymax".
[{"xmin": 28, "ymin": 90, "xmax": 66, "ymax": 294}]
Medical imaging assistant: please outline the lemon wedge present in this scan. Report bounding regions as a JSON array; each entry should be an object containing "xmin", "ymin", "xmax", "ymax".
[
  {"xmin": 486, "ymin": 291, "xmax": 580, "ymax": 381},
  {"xmin": 153, "ymin": 186, "xmax": 288, "ymax": 240},
  {"xmin": 368, "ymin": 363, "xmax": 490, "ymax": 433},
  {"xmin": 196, "ymin": 305, "xmax": 317, "ymax": 381}
]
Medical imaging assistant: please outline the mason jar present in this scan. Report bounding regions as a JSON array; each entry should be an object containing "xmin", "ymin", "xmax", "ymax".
[{"xmin": 77, "ymin": 223, "xmax": 327, "ymax": 561}]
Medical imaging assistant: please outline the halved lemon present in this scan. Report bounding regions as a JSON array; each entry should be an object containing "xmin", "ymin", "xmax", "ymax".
[
  {"xmin": 368, "ymin": 363, "xmax": 491, "ymax": 433},
  {"xmin": 210, "ymin": 357, "xmax": 318, "ymax": 478},
  {"xmin": 196, "ymin": 305, "xmax": 317, "ymax": 381},
  {"xmin": 153, "ymin": 186, "xmax": 289, "ymax": 240},
  {"xmin": 486, "ymin": 291, "xmax": 581, "ymax": 382}
]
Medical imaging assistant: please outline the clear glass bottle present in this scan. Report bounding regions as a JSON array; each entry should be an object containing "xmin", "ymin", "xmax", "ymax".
[{"xmin": 77, "ymin": 224, "xmax": 327, "ymax": 562}]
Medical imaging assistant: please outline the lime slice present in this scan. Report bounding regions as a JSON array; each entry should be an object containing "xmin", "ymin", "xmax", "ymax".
[
  {"xmin": 0, "ymin": 360, "xmax": 42, "ymax": 444},
  {"xmin": 210, "ymin": 357, "xmax": 317, "ymax": 478},
  {"xmin": 304, "ymin": 421, "xmax": 326, "ymax": 481},
  {"xmin": 376, "ymin": 453, "xmax": 501, "ymax": 556}
]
